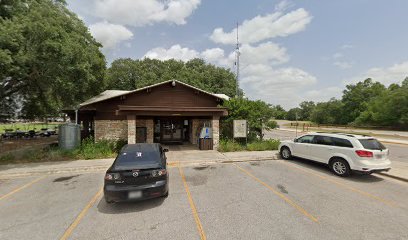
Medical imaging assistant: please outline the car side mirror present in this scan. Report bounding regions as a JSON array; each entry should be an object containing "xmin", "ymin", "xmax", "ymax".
[
  {"xmin": 294, "ymin": 138, "xmax": 298, "ymax": 142},
  {"xmin": 163, "ymin": 148, "xmax": 169, "ymax": 152}
]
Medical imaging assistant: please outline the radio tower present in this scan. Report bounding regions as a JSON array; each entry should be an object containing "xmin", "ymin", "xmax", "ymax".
[{"xmin": 235, "ymin": 22, "xmax": 240, "ymax": 97}]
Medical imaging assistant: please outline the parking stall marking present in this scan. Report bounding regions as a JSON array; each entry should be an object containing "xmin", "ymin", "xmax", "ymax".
[
  {"xmin": 232, "ymin": 163, "xmax": 319, "ymax": 223},
  {"xmin": 178, "ymin": 165, "xmax": 207, "ymax": 240},
  {"xmin": 280, "ymin": 161, "xmax": 399, "ymax": 208},
  {"xmin": 59, "ymin": 188, "xmax": 103, "ymax": 240},
  {"xmin": 0, "ymin": 176, "xmax": 46, "ymax": 201}
]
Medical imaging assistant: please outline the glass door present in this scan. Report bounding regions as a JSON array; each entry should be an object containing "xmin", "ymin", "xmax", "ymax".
[{"xmin": 160, "ymin": 119, "xmax": 183, "ymax": 143}]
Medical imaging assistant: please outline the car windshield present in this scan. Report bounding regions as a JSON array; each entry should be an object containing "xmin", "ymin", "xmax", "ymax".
[
  {"xmin": 358, "ymin": 139, "xmax": 386, "ymax": 150},
  {"xmin": 114, "ymin": 145, "xmax": 162, "ymax": 170}
]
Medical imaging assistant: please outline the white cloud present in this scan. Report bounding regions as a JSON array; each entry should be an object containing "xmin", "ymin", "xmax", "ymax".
[
  {"xmin": 240, "ymin": 64, "xmax": 317, "ymax": 108},
  {"xmin": 346, "ymin": 61, "xmax": 408, "ymax": 85},
  {"xmin": 142, "ymin": 43, "xmax": 317, "ymax": 108},
  {"xmin": 334, "ymin": 61, "xmax": 353, "ymax": 69},
  {"xmin": 341, "ymin": 44, "xmax": 354, "ymax": 49},
  {"xmin": 201, "ymin": 48, "xmax": 225, "ymax": 62},
  {"xmin": 304, "ymin": 86, "xmax": 343, "ymax": 103},
  {"xmin": 89, "ymin": 21, "xmax": 133, "ymax": 50},
  {"xmin": 92, "ymin": 0, "xmax": 200, "ymax": 27},
  {"xmin": 239, "ymin": 42, "xmax": 289, "ymax": 66},
  {"xmin": 209, "ymin": 7, "xmax": 312, "ymax": 44},
  {"xmin": 275, "ymin": 0, "xmax": 294, "ymax": 12},
  {"xmin": 332, "ymin": 52, "xmax": 343, "ymax": 59},
  {"xmin": 143, "ymin": 45, "xmax": 199, "ymax": 61}
]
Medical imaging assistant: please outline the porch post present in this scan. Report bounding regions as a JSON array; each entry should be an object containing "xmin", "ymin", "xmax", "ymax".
[
  {"xmin": 127, "ymin": 115, "xmax": 136, "ymax": 144},
  {"xmin": 212, "ymin": 116, "xmax": 220, "ymax": 150}
]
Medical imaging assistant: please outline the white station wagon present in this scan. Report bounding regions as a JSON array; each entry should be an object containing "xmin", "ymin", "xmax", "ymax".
[{"xmin": 279, "ymin": 132, "xmax": 391, "ymax": 177}]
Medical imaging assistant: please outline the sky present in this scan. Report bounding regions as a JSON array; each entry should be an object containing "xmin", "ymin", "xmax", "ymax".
[{"xmin": 66, "ymin": 0, "xmax": 408, "ymax": 109}]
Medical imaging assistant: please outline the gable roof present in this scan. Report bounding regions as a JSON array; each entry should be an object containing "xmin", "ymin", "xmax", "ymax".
[{"xmin": 79, "ymin": 79, "xmax": 230, "ymax": 107}]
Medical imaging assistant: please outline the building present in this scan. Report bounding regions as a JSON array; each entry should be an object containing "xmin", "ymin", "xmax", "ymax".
[{"xmin": 69, "ymin": 80, "xmax": 229, "ymax": 150}]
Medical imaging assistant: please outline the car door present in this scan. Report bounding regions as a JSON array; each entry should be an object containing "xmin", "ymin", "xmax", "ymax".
[
  {"xmin": 310, "ymin": 135, "xmax": 334, "ymax": 163},
  {"xmin": 292, "ymin": 135, "xmax": 315, "ymax": 158}
]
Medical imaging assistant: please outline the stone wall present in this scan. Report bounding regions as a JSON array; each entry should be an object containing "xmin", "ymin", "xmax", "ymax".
[
  {"xmin": 136, "ymin": 118, "xmax": 154, "ymax": 143},
  {"xmin": 212, "ymin": 116, "xmax": 220, "ymax": 150},
  {"xmin": 127, "ymin": 115, "xmax": 136, "ymax": 144},
  {"xmin": 94, "ymin": 120, "xmax": 128, "ymax": 141}
]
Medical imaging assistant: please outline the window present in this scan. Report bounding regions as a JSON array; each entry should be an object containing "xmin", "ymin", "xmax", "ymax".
[
  {"xmin": 332, "ymin": 137, "xmax": 353, "ymax": 148},
  {"xmin": 313, "ymin": 135, "xmax": 333, "ymax": 146},
  {"xmin": 297, "ymin": 135, "xmax": 314, "ymax": 143},
  {"xmin": 359, "ymin": 139, "xmax": 386, "ymax": 150}
]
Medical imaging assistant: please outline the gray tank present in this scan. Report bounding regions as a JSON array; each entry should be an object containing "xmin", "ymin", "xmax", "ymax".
[{"xmin": 58, "ymin": 123, "xmax": 81, "ymax": 150}]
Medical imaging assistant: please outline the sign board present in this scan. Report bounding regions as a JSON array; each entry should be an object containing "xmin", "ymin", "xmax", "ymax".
[{"xmin": 233, "ymin": 120, "xmax": 247, "ymax": 138}]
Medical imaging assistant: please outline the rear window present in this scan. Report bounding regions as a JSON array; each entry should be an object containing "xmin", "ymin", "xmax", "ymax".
[
  {"xmin": 332, "ymin": 137, "xmax": 353, "ymax": 148},
  {"xmin": 358, "ymin": 139, "xmax": 386, "ymax": 150},
  {"xmin": 114, "ymin": 147, "xmax": 162, "ymax": 170}
]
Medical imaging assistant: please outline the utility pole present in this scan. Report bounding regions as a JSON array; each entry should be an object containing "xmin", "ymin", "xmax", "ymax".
[{"xmin": 235, "ymin": 22, "xmax": 240, "ymax": 97}]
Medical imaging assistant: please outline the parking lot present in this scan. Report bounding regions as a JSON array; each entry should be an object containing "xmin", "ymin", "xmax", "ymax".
[{"xmin": 1, "ymin": 157, "xmax": 407, "ymax": 240}]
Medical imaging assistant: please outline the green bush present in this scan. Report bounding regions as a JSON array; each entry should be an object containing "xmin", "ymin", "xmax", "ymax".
[
  {"xmin": 247, "ymin": 139, "xmax": 280, "ymax": 151},
  {"xmin": 218, "ymin": 140, "xmax": 245, "ymax": 152},
  {"xmin": 219, "ymin": 139, "xmax": 280, "ymax": 152},
  {"xmin": 79, "ymin": 137, "xmax": 119, "ymax": 159},
  {"xmin": 0, "ymin": 153, "xmax": 15, "ymax": 162},
  {"xmin": 0, "ymin": 138, "xmax": 128, "ymax": 165}
]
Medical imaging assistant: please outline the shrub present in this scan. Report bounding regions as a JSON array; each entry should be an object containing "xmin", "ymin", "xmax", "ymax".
[
  {"xmin": 218, "ymin": 139, "xmax": 245, "ymax": 152},
  {"xmin": 247, "ymin": 139, "xmax": 280, "ymax": 151},
  {"xmin": 0, "ymin": 153, "xmax": 15, "ymax": 162},
  {"xmin": 218, "ymin": 139, "xmax": 280, "ymax": 152},
  {"xmin": 79, "ymin": 137, "xmax": 117, "ymax": 159}
]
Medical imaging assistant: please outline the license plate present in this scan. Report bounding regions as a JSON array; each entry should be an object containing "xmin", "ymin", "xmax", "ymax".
[
  {"xmin": 128, "ymin": 191, "xmax": 142, "ymax": 199},
  {"xmin": 375, "ymin": 154, "xmax": 384, "ymax": 159}
]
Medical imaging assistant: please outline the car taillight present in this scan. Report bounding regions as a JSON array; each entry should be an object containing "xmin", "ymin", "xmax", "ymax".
[
  {"xmin": 355, "ymin": 150, "xmax": 373, "ymax": 158},
  {"xmin": 152, "ymin": 169, "xmax": 167, "ymax": 177},
  {"xmin": 105, "ymin": 173, "xmax": 121, "ymax": 180}
]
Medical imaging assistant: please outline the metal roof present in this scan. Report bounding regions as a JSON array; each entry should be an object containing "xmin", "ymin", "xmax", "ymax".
[
  {"xmin": 79, "ymin": 90, "xmax": 131, "ymax": 107},
  {"xmin": 79, "ymin": 80, "xmax": 230, "ymax": 107}
]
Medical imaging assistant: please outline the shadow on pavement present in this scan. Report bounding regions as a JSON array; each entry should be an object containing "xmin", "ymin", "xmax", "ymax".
[
  {"xmin": 287, "ymin": 157, "xmax": 385, "ymax": 183},
  {"xmin": 97, "ymin": 197, "xmax": 165, "ymax": 214}
]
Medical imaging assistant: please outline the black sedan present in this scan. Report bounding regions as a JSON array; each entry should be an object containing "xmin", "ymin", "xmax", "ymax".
[{"xmin": 104, "ymin": 143, "xmax": 169, "ymax": 203}]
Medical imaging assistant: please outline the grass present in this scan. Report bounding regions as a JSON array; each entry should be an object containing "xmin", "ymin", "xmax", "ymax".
[
  {"xmin": 0, "ymin": 122, "xmax": 61, "ymax": 133},
  {"xmin": 0, "ymin": 138, "xmax": 127, "ymax": 165},
  {"xmin": 219, "ymin": 139, "xmax": 280, "ymax": 152}
]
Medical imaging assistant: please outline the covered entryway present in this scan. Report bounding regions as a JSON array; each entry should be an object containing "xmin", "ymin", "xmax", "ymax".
[
  {"xmin": 154, "ymin": 118, "xmax": 188, "ymax": 144},
  {"xmin": 70, "ymin": 80, "xmax": 229, "ymax": 150}
]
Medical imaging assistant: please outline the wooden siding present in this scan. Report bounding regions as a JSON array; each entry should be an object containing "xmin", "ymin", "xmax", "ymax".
[{"xmin": 80, "ymin": 81, "xmax": 226, "ymax": 118}]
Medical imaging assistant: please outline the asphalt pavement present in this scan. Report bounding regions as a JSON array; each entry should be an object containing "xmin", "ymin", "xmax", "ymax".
[{"xmin": 1, "ymin": 159, "xmax": 407, "ymax": 240}]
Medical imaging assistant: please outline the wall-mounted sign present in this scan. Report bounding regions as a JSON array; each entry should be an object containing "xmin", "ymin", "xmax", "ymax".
[{"xmin": 233, "ymin": 120, "xmax": 247, "ymax": 138}]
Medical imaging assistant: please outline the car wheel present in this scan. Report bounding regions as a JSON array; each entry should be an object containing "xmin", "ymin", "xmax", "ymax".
[
  {"xmin": 280, "ymin": 147, "xmax": 292, "ymax": 160},
  {"xmin": 330, "ymin": 158, "xmax": 351, "ymax": 177}
]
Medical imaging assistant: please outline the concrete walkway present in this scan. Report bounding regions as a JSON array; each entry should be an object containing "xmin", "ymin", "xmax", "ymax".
[
  {"xmin": 0, "ymin": 148, "xmax": 406, "ymax": 182},
  {"xmin": 0, "ymin": 150, "xmax": 279, "ymax": 178}
]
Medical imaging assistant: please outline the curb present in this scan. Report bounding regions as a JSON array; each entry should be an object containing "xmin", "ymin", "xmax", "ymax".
[
  {"xmin": 377, "ymin": 172, "xmax": 408, "ymax": 183},
  {"xmin": 0, "ymin": 165, "xmax": 110, "ymax": 179},
  {"xmin": 0, "ymin": 156, "xmax": 281, "ymax": 179},
  {"xmin": 380, "ymin": 141, "xmax": 408, "ymax": 146}
]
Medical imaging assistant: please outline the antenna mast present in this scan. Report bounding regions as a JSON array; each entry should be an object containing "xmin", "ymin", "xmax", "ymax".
[{"xmin": 235, "ymin": 22, "xmax": 240, "ymax": 97}]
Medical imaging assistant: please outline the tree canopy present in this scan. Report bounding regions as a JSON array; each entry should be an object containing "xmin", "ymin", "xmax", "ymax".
[
  {"xmin": 0, "ymin": 0, "xmax": 106, "ymax": 119},
  {"xmin": 221, "ymin": 98, "xmax": 276, "ymax": 140},
  {"xmin": 105, "ymin": 58, "xmax": 238, "ymax": 97},
  {"xmin": 285, "ymin": 78, "xmax": 408, "ymax": 129}
]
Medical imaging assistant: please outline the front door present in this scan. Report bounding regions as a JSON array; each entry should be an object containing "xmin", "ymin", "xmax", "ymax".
[{"xmin": 161, "ymin": 119, "xmax": 183, "ymax": 143}]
